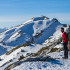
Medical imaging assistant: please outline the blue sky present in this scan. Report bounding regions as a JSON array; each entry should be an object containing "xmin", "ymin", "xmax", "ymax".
[{"xmin": 0, "ymin": 0, "xmax": 70, "ymax": 28}]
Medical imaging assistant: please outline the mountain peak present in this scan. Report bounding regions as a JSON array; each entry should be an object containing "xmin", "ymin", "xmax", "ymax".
[
  {"xmin": 32, "ymin": 16, "xmax": 49, "ymax": 21},
  {"xmin": 0, "ymin": 16, "xmax": 62, "ymax": 47}
]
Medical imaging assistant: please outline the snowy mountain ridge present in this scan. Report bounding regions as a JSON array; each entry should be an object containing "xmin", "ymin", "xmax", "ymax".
[
  {"xmin": 0, "ymin": 16, "xmax": 62, "ymax": 47},
  {"xmin": 0, "ymin": 16, "xmax": 65, "ymax": 70}
]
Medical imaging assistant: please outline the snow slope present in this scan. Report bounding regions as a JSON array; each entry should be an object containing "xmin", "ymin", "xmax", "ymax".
[
  {"xmin": 0, "ymin": 16, "xmax": 63, "ymax": 57},
  {"xmin": 0, "ymin": 28, "xmax": 63, "ymax": 70},
  {"xmin": 0, "ymin": 28, "xmax": 63, "ymax": 68},
  {"xmin": 0, "ymin": 16, "xmax": 62, "ymax": 47},
  {"xmin": 0, "ymin": 16, "xmax": 64, "ymax": 70},
  {"xmin": 11, "ymin": 51, "xmax": 70, "ymax": 70}
]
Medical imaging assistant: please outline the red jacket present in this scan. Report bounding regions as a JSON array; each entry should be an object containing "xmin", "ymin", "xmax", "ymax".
[{"xmin": 62, "ymin": 32, "xmax": 68, "ymax": 42}]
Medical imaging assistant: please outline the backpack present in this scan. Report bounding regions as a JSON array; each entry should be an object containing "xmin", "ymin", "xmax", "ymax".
[
  {"xmin": 68, "ymin": 32, "xmax": 70, "ymax": 41},
  {"xmin": 67, "ymin": 28, "xmax": 70, "ymax": 41}
]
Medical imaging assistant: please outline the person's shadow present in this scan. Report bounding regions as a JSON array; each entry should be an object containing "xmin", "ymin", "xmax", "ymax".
[{"xmin": 47, "ymin": 58, "xmax": 63, "ymax": 65}]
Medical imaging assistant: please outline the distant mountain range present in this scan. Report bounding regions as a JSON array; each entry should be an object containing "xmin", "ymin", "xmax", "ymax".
[{"xmin": 0, "ymin": 27, "xmax": 7, "ymax": 33}]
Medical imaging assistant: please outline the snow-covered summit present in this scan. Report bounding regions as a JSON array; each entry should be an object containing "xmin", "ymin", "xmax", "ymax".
[
  {"xmin": 0, "ymin": 16, "xmax": 66, "ymax": 70},
  {"xmin": 0, "ymin": 16, "xmax": 62, "ymax": 47},
  {"xmin": 32, "ymin": 16, "xmax": 49, "ymax": 21}
]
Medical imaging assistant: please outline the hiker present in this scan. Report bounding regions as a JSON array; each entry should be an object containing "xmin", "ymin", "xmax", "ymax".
[
  {"xmin": 67, "ymin": 25, "xmax": 70, "ymax": 50},
  {"xmin": 61, "ymin": 27, "xmax": 68, "ymax": 59}
]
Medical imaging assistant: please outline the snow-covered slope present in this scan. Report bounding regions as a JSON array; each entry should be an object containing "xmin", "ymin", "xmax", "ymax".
[
  {"xmin": 11, "ymin": 51, "xmax": 70, "ymax": 70},
  {"xmin": 0, "ymin": 16, "xmax": 63, "ymax": 56},
  {"xmin": 0, "ymin": 16, "xmax": 67, "ymax": 70},
  {"xmin": 0, "ymin": 16, "xmax": 62, "ymax": 47}
]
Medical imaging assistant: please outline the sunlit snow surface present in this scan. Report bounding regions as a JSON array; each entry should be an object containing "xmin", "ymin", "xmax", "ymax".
[
  {"xmin": 0, "ymin": 16, "xmax": 65, "ymax": 70},
  {"xmin": 11, "ymin": 51, "xmax": 70, "ymax": 70}
]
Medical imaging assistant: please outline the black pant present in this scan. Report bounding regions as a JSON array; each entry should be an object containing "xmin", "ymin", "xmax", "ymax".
[{"xmin": 63, "ymin": 42, "xmax": 68, "ymax": 58}]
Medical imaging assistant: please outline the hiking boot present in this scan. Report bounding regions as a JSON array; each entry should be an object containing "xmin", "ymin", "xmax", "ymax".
[{"xmin": 62, "ymin": 57, "xmax": 68, "ymax": 59}]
